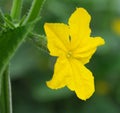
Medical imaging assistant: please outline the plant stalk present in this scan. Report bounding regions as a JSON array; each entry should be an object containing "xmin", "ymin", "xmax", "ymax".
[
  {"xmin": 0, "ymin": 67, "xmax": 12, "ymax": 113},
  {"xmin": 24, "ymin": 0, "xmax": 46, "ymax": 24},
  {"xmin": 11, "ymin": 0, "xmax": 23, "ymax": 20}
]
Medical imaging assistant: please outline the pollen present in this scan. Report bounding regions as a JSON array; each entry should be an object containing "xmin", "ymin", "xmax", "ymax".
[{"xmin": 67, "ymin": 51, "xmax": 72, "ymax": 58}]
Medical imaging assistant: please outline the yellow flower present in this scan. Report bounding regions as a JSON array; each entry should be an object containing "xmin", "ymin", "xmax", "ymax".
[{"xmin": 44, "ymin": 8, "xmax": 105, "ymax": 100}]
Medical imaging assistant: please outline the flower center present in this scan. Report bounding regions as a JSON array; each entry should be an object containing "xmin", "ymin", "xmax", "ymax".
[{"xmin": 67, "ymin": 51, "xmax": 72, "ymax": 58}]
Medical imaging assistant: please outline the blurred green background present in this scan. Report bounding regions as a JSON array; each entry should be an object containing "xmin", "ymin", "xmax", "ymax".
[{"xmin": 1, "ymin": 0, "xmax": 120, "ymax": 113}]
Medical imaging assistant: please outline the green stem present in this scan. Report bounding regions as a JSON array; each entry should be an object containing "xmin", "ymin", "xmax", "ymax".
[
  {"xmin": 0, "ymin": 67, "xmax": 12, "ymax": 113},
  {"xmin": 10, "ymin": 0, "xmax": 23, "ymax": 20},
  {"xmin": 24, "ymin": 0, "xmax": 46, "ymax": 24}
]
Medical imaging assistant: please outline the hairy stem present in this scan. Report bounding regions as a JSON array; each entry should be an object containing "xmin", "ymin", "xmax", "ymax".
[{"xmin": 24, "ymin": 0, "xmax": 46, "ymax": 24}]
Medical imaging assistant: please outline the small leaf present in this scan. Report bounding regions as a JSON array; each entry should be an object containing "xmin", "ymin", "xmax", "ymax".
[{"xmin": 0, "ymin": 26, "xmax": 29, "ymax": 77}]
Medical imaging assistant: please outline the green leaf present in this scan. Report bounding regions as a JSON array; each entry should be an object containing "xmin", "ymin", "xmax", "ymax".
[{"xmin": 0, "ymin": 26, "xmax": 29, "ymax": 77}]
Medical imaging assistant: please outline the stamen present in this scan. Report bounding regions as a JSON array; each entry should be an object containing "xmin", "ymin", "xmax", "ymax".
[{"xmin": 67, "ymin": 51, "xmax": 72, "ymax": 58}]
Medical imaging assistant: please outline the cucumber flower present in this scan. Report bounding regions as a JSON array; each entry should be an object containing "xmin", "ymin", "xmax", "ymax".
[{"xmin": 44, "ymin": 8, "xmax": 105, "ymax": 100}]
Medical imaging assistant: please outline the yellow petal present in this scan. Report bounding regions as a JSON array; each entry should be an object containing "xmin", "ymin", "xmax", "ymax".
[
  {"xmin": 73, "ymin": 37, "xmax": 105, "ymax": 64},
  {"xmin": 46, "ymin": 57, "xmax": 71, "ymax": 89},
  {"xmin": 68, "ymin": 8, "xmax": 91, "ymax": 49},
  {"xmin": 44, "ymin": 23, "xmax": 70, "ymax": 56},
  {"xmin": 67, "ymin": 59, "xmax": 95, "ymax": 100}
]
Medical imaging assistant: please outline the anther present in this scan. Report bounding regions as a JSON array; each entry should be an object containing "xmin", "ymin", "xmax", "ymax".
[{"xmin": 67, "ymin": 51, "xmax": 72, "ymax": 58}]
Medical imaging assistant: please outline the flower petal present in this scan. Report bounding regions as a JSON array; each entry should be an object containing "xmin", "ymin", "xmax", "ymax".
[
  {"xmin": 68, "ymin": 8, "xmax": 91, "ymax": 49},
  {"xmin": 44, "ymin": 23, "xmax": 70, "ymax": 56},
  {"xmin": 46, "ymin": 57, "xmax": 72, "ymax": 89},
  {"xmin": 67, "ymin": 59, "xmax": 95, "ymax": 100},
  {"xmin": 73, "ymin": 37, "xmax": 105, "ymax": 64}
]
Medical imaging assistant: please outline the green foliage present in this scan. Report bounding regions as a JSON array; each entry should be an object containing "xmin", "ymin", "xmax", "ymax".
[
  {"xmin": 0, "ymin": 26, "xmax": 29, "ymax": 77},
  {"xmin": 0, "ymin": 0, "xmax": 47, "ymax": 112}
]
